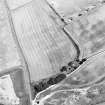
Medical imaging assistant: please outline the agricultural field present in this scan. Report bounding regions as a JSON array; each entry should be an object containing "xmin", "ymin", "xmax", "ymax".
[{"xmin": 0, "ymin": 0, "xmax": 105, "ymax": 105}]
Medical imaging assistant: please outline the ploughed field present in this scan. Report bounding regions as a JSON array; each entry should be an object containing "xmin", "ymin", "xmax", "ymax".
[
  {"xmin": 0, "ymin": 0, "xmax": 105, "ymax": 105},
  {"xmin": 31, "ymin": 1, "xmax": 105, "ymax": 105}
]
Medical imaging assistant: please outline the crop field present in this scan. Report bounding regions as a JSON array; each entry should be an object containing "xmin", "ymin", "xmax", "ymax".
[{"xmin": 0, "ymin": 0, "xmax": 105, "ymax": 105}]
